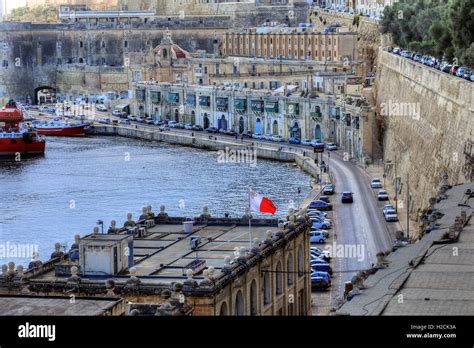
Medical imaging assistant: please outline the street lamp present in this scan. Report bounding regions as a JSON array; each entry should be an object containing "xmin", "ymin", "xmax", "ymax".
[{"xmin": 97, "ymin": 220, "xmax": 104, "ymax": 234}]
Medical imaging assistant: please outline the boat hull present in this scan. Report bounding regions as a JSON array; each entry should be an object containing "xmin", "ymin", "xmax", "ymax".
[
  {"xmin": 36, "ymin": 125, "xmax": 86, "ymax": 137},
  {"xmin": 0, "ymin": 138, "xmax": 46, "ymax": 157}
]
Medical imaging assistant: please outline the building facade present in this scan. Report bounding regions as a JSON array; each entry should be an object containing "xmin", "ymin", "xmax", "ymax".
[
  {"xmin": 133, "ymin": 82, "xmax": 374, "ymax": 161},
  {"xmin": 222, "ymin": 27, "xmax": 358, "ymax": 63}
]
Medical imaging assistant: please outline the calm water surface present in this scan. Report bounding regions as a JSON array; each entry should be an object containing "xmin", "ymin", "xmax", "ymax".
[{"xmin": 0, "ymin": 136, "xmax": 311, "ymax": 265}]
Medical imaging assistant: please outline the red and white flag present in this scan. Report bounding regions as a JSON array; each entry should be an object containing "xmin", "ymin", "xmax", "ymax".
[{"xmin": 250, "ymin": 189, "xmax": 277, "ymax": 214}]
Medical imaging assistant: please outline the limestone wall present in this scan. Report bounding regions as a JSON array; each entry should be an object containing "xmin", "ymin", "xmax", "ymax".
[{"xmin": 376, "ymin": 49, "xmax": 474, "ymax": 217}]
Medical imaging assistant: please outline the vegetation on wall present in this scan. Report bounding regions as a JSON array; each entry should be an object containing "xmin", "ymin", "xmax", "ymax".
[
  {"xmin": 8, "ymin": 6, "xmax": 58, "ymax": 23},
  {"xmin": 381, "ymin": 0, "xmax": 474, "ymax": 65}
]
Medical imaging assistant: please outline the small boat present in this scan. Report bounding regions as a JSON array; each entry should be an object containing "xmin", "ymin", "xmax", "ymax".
[
  {"xmin": 0, "ymin": 100, "xmax": 46, "ymax": 157},
  {"xmin": 35, "ymin": 121, "xmax": 88, "ymax": 137}
]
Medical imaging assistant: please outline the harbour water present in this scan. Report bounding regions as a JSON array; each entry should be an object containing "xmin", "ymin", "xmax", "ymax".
[{"xmin": 0, "ymin": 136, "xmax": 312, "ymax": 266}]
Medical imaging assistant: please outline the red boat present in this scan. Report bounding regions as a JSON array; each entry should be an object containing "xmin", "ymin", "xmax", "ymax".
[
  {"xmin": 35, "ymin": 122, "xmax": 87, "ymax": 137},
  {"xmin": 0, "ymin": 100, "xmax": 46, "ymax": 157}
]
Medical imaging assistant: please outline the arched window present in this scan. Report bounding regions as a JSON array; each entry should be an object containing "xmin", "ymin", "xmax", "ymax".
[
  {"xmin": 297, "ymin": 245, "xmax": 304, "ymax": 277},
  {"xmin": 276, "ymin": 262, "xmax": 283, "ymax": 296},
  {"xmin": 234, "ymin": 291, "xmax": 244, "ymax": 315},
  {"xmin": 162, "ymin": 48, "xmax": 168, "ymax": 59},
  {"xmin": 219, "ymin": 302, "xmax": 228, "ymax": 316},
  {"xmin": 263, "ymin": 272, "xmax": 271, "ymax": 305},
  {"xmin": 287, "ymin": 253, "xmax": 294, "ymax": 285},
  {"xmin": 250, "ymin": 280, "xmax": 258, "ymax": 315}
]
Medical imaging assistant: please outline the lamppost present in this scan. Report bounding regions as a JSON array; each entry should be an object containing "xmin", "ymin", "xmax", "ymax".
[{"xmin": 97, "ymin": 220, "xmax": 104, "ymax": 234}]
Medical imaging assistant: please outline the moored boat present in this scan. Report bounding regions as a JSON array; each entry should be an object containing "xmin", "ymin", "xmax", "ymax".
[
  {"xmin": 0, "ymin": 100, "xmax": 46, "ymax": 157},
  {"xmin": 35, "ymin": 121, "xmax": 88, "ymax": 137}
]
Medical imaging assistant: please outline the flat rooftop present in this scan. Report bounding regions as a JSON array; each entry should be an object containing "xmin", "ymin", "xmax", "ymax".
[
  {"xmin": 36, "ymin": 218, "xmax": 279, "ymax": 284},
  {"xmin": 337, "ymin": 183, "xmax": 474, "ymax": 316},
  {"xmin": 0, "ymin": 295, "xmax": 123, "ymax": 316}
]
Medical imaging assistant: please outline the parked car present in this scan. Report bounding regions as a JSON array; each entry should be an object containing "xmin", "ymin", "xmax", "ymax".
[
  {"xmin": 311, "ymin": 219, "xmax": 332, "ymax": 230},
  {"xmin": 310, "ymin": 231, "xmax": 326, "ymax": 244},
  {"xmin": 462, "ymin": 68, "xmax": 472, "ymax": 80},
  {"xmin": 326, "ymin": 142, "xmax": 337, "ymax": 151},
  {"xmin": 272, "ymin": 135, "xmax": 285, "ymax": 142},
  {"xmin": 307, "ymin": 210, "xmax": 327, "ymax": 219},
  {"xmin": 174, "ymin": 123, "xmax": 185, "ymax": 129},
  {"xmin": 224, "ymin": 129, "xmax": 237, "ymax": 136},
  {"xmin": 377, "ymin": 190, "xmax": 389, "ymax": 201},
  {"xmin": 192, "ymin": 125, "xmax": 204, "ymax": 131},
  {"xmin": 119, "ymin": 119, "xmax": 131, "ymax": 125},
  {"xmin": 312, "ymin": 263, "xmax": 333, "ymax": 275},
  {"xmin": 311, "ymin": 274, "xmax": 331, "ymax": 290},
  {"xmin": 323, "ymin": 184, "xmax": 335, "ymax": 195},
  {"xmin": 456, "ymin": 67, "xmax": 468, "ymax": 78},
  {"xmin": 450, "ymin": 65, "xmax": 460, "ymax": 75},
  {"xmin": 252, "ymin": 133, "xmax": 263, "ymax": 139},
  {"xmin": 311, "ymin": 247, "xmax": 331, "ymax": 260},
  {"xmin": 112, "ymin": 110, "xmax": 126, "ymax": 117},
  {"xmin": 341, "ymin": 191, "xmax": 354, "ymax": 203},
  {"xmin": 136, "ymin": 117, "xmax": 145, "ymax": 123},
  {"xmin": 392, "ymin": 47, "xmax": 401, "ymax": 55},
  {"xmin": 383, "ymin": 204, "xmax": 395, "ymax": 216},
  {"xmin": 310, "ymin": 258, "xmax": 329, "ymax": 266},
  {"xmin": 385, "ymin": 209, "xmax": 399, "ymax": 222},
  {"xmin": 301, "ymin": 139, "xmax": 312, "ymax": 146},
  {"xmin": 154, "ymin": 120, "xmax": 164, "ymax": 126},
  {"xmin": 442, "ymin": 64, "xmax": 453, "ymax": 73},
  {"xmin": 413, "ymin": 53, "xmax": 422, "ymax": 62},
  {"xmin": 206, "ymin": 127, "xmax": 219, "ymax": 133},
  {"xmin": 371, "ymin": 178, "xmax": 383, "ymax": 189},
  {"xmin": 309, "ymin": 200, "xmax": 333, "ymax": 211},
  {"xmin": 319, "ymin": 196, "xmax": 330, "ymax": 203},
  {"xmin": 311, "ymin": 228, "xmax": 329, "ymax": 238},
  {"xmin": 184, "ymin": 123, "xmax": 194, "ymax": 130},
  {"xmin": 145, "ymin": 118, "xmax": 154, "ymax": 125},
  {"xmin": 471, "ymin": 74, "xmax": 474, "ymax": 82},
  {"xmin": 96, "ymin": 104, "xmax": 108, "ymax": 112},
  {"xmin": 289, "ymin": 137, "xmax": 301, "ymax": 145},
  {"xmin": 311, "ymin": 139, "xmax": 325, "ymax": 149},
  {"xmin": 98, "ymin": 117, "xmax": 111, "ymax": 124},
  {"xmin": 312, "ymin": 271, "xmax": 331, "ymax": 284},
  {"xmin": 127, "ymin": 115, "xmax": 137, "ymax": 121},
  {"xmin": 400, "ymin": 50, "xmax": 411, "ymax": 58}
]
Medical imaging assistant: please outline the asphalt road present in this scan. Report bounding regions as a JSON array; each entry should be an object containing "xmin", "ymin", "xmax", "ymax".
[{"xmin": 327, "ymin": 152, "xmax": 393, "ymax": 300}]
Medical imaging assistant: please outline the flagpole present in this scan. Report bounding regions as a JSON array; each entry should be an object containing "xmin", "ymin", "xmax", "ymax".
[{"xmin": 248, "ymin": 187, "xmax": 252, "ymax": 248}]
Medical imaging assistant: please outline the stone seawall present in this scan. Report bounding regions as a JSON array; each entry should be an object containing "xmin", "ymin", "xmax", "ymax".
[
  {"xmin": 376, "ymin": 49, "xmax": 474, "ymax": 218},
  {"xmin": 88, "ymin": 125, "xmax": 323, "ymax": 179}
]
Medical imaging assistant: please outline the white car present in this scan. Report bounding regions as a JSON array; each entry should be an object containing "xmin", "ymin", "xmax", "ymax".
[
  {"xmin": 98, "ymin": 117, "xmax": 111, "ymax": 124},
  {"xmin": 127, "ymin": 115, "xmax": 137, "ymax": 121},
  {"xmin": 96, "ymin": 105, "xmax": 108, "ymax": 112},
  {"xmin": 253, "ymin": 133, "xmax": 263, "ymax": 139},
  {"xmin": 371, "ymin": 178, "xmax": 383, "ymax": 189},
  {"xmin": 326, "ymin": 142, "xmax": 337, "ymax": 151},
  {"xmin": 384, "ymin": 209, "xmax": 399, "ymax": 222},
  {"xmin": 377, "ymin": 190, "xmax": 389, "ymax": 201},
  {"xmin": 272, "ymin": 135, "xmax": 285, "ymax": 142},
  {"xmin": 301, "ymin": 139, "xmax": 312, "ymax": 146}
]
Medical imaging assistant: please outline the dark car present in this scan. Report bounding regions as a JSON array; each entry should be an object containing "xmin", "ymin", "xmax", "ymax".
[
  {"xmin": 442, "ymin": 64, "xmax": 452, "ymax": 73},
  {"xmin": 309, "ymin": 200, "xmax": 333, "ymax": 211},
  {"xmin": 319, "ymin": 196, "xmax": 331, "ymax": 203},
  {"xmin": 192, "ymin": 125, "xmax": 204, "ymax": 131},
  {"xmin": 206, "ymin": 127, "xmax": 219, "ymax": 133},
  {"xmin": 341, "ymin": 192, "xmax": 353, "ymax": 203},
  {"xmin": 463, "ymin": 69, "xmax": 472, "ymax": 80},
  {"xmin": 225, "ymin": 129, "xmax": 237, "ymax": 136},
  {"xmin": 119, "ymin": 119, "xmax": 131, "ymax": 125},
  {"xmin": 312, "ymin": 263, "xmax": 333, "ymax": 276},
  {"xmin": 311, "ymin": 275, "xmax": 331, "ymax": 291}
]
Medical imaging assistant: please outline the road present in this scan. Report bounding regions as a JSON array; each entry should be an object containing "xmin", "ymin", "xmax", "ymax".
[{"xmin": 327, "ymin": 152, "xmax": 394, "ymax": 304}]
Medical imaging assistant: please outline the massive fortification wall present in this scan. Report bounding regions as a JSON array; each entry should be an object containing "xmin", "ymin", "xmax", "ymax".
[
  {"xmin": 0, "ymin": 20, "xmax": 229, "ymax": 100},
  {"xmin": 376, "ymin": 49, "xmax": 473, "ymax": 218}
]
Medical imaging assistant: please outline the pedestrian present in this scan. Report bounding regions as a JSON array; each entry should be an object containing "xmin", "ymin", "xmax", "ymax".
[{"xmin": 241, "ymin": 135, "xmax": 244, "ymax": 143}]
